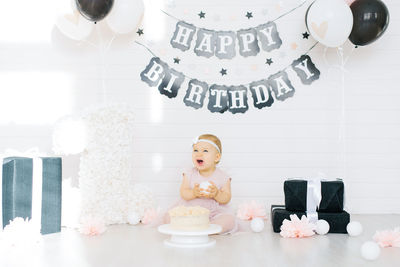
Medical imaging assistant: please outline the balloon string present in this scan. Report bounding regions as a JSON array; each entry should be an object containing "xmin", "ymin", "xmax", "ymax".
[
  {"xmin": 337, "ymin": 46, "xmax": 347, "ymax": 180},
  {"xmin": 94, "ymin": 26, "xmax": 116, "ymax": 104},
  {"xmin": 95, "ymin": 26, "xmax": 107, "ymax": 104},
  {"xmin": 343, "ymin": 45, "xmax": 356, "ymax": 66},
  {"xmin": 106, "ymin": 34, "xmax": 116, "ymax": 52},
  {"xmin": 80, "ymin": 39, "xmax": 98, "ymax": 49},
  {"xmin": 322, "ymin": 46, "xmax": 329, "ymax": 67}
]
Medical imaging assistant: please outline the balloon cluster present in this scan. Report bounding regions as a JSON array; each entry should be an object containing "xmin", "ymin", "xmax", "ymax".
[
  {"xmin": 306, "ymin": 0, "xmax": 389, "ymax": 47},
  {"xmin": 56, "ymin": 0, "xmax": 144, "ymax": 40}
]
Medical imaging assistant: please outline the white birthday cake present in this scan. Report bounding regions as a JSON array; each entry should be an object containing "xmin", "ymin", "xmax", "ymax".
[{"xmin": 168, "ymin": 206, "xmax": 210, "ymax": 231}]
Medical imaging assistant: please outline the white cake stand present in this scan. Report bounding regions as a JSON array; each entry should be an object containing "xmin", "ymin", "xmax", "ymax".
[{"xmin": 158, "ymin": 224, "xmax": 222, "ymax": 248}]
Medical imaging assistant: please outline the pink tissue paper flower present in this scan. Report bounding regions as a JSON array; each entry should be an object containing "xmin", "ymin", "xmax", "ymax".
[
  {"xmin": 79, "ymin": 217, "xmax": 107, "ymax": 236},
  {"xmin": 280, "ymin": 214, "xmax": 316, "ymax": 238},
  {"xmin": 236, "ymin": 201, "xmax": 267, "ymax": 220},
  {"xmin": 373, "ymin": 227, "xmax": 400, "ymax": 248},
  {"xmin": 141, "ymin": 207, "xmax": 160, "ymax": 225}
]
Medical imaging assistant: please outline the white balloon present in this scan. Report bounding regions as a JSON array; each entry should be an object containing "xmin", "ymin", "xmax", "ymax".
[
  {"xmin": 315, "ymin": 220, "xmax": 330, "ymax": 235},
  {"xmin": 250, "ymin": 218, "xmax": 265, "ymax": 233},
  {"xmin": 127, "ymin": 212, "xmax": 141, "ymax": 225},
  {"xmin": 361, "ymin": 241, "xmax": 380, "ymax": 261},
  {"xmin": 347, "ymin": 221, "xmax": 363, "ymax": 237},
  {"xmin": 55, "ymin": 0, "xmax": 93, "ymax": 40},
  {"xmin": 306, "ymin": 0, "xmax": 353, "ymax": 47},
  {"xmin": 107, "ymin": 0, "xmax": 145, "ymax": 34}
]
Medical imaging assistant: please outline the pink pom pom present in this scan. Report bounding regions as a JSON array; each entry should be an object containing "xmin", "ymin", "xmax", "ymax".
[
  {"xmin": 141, "ymin": 207, "xmax": 160, "ymax": 225},
  {"xmin": 79, "ymin": 217, "xmax": 107, "ymax": 236},
  {"xmin": 373, "ymin": 227, "xmax": 400, "ymax": 248},
  {"xmin": 280, "ymin": 214, "xmax": 316, "ymax": 238},
  {"xmin": 236, "ymin": 201, "xmax": 267, "ymax": 220}
]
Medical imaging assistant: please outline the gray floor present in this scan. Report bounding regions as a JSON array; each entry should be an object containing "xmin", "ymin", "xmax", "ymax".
[{"xmin": 1, "ymin": 215, "xmax": 399, "ymax": 267}]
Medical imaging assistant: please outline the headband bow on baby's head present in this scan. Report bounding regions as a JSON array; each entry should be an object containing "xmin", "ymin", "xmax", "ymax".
[
  {"xmin": 192, "ymin": 136, "xmax": 200, "ymax": 145},
  {"xmin": 192, "ymin": 136, "xmax": 221, "ymax": 153}
]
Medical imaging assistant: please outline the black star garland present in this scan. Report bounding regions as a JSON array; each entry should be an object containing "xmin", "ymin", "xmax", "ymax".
[
  {"xmin": 220, "ymin": 68, "xmax": 227, "ymax": 76},
  {"xmin": 136, "ymin": 29, "xmax": 144, "ymax": 36},
  {"xmin": 302, "ymin": 32, "xmax": 310, "ymax": 39},
  {"xmin": 198, "ymin": 11, "xmax": 206, "ymax": 19},
  {"xmin": 173, "ymin": 57, "xmax": 180, "ymax": 64},
  {"xmin": 246, "ymin": 12, "xmax": 253, "ymax": 19},
  {"xmin": 266, "ymin": 58, "xmax": 273, "ymax": 65}
]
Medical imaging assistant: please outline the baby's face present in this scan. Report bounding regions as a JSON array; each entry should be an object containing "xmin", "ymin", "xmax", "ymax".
[{"xmin": 192, "ymin": 141, "xmax": 221, "ymax": 172}]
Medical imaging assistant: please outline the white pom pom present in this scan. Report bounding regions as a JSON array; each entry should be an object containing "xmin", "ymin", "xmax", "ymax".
[
  {"xmin": 361, "ymin": 241, "xmax": 380, "ymax": 261},
  {"xmin": 199, "ymin": 181, "xmax": 212, "ymax": 195},
  {"xmin": 347, "ymin": 221, "xmax": 363, "ymax": 237},
  {"xmin": 250, "ymin": 218, "xmax": 265, "ymax": 233},
  {"xmin": 127, "ymin": 212, "xmax": 141, "ymax": 225},
  {"xmin": 315, "ymin": 219, "xmax": 330, "ymax": 235}
]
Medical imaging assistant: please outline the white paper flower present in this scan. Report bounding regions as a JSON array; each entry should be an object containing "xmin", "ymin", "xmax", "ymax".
[{"xmin": 0, "ymin": 217, "xmax": 42, "ymax": 247}]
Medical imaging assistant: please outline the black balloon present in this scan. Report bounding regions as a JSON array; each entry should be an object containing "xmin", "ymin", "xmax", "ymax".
[
  {"xmin": 349, "ymin": 0, "xmax": 389, "ymax": 46},
  {"xmin": 76, "ymin": 0, "xmax": 114, "ymax": 22}
]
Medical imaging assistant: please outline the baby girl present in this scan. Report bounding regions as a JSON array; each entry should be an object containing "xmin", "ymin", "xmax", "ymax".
[{"xmin": 167, "ymin": 134, "xmax": 237, "ymax": 234}]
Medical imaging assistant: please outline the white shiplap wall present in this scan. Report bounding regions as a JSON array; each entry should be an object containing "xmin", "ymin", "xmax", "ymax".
[{"xmin": 0, "ymin": 0, "xmax": 399, "ymax": 214}]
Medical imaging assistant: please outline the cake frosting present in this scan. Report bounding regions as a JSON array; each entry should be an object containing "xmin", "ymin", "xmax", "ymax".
[{"xmin": 169, "ymin": 206, "xmax": 210, "ymax": 231}]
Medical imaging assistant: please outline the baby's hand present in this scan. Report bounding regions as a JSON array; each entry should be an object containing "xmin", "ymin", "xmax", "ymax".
[
  {"xmin": 193, "ymin": 183, "xmax": 203, "ymax": 198},
  {"xmin": 205, "ymin": 181, "xmax": 219, "ymax": 199}
]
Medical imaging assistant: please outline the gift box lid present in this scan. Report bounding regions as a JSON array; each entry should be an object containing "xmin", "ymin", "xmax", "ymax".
[{"xmin": 284, "ymin": 178, "xmax": 344, "ymax": 212}]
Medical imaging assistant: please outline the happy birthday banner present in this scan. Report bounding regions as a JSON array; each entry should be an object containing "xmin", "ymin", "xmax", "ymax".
[
  {"xmin": 170, "ymin": 21, "xmax": 282, "ymax": 59},
  {"xmin": 139, "ymin": 2, "xmax": 321, "ymax": 114}
]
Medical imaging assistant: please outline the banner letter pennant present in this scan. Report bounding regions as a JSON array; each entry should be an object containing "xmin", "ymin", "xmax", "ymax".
[
  {"xmin": 208, "ymin": 84, "xmax": 229, "ymax": 113},
  {"xmin": 183, "ymin": 79, "xmax": 208, "ymax": 109},
  {"xmin": 170, "ymin": 21, "xmax": 196, "ymax": 52},
  {"xmin": 249, "ymin": 80, "xmax": 274, "ymax": 109},
  {"xmin": 140, "ymin": 57, "xmax": 168, "ymax": 87},
  {"xmin": 291, "ymin": 55, "xmax": 320, "ymax": 85},
  {"xmin": 268, "ymin": 71, "xmax": 295, "ymax": 101}
]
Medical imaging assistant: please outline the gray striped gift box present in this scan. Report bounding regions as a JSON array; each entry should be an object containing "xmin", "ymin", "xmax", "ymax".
[{"xmin": 0, "ymin": 157, "xmax": 62, "ymax": 235}]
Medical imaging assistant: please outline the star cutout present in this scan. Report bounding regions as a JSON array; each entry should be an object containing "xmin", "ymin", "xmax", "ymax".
[
  {"xmin": 136, "ymin": 29, "xmax": 144, "ymax": 36},
  {"xmin": 220, "ymin": 68, "xmax": 227, "ymax": 76},
  {"xmin": 302, "ymin": 32, "xmax": 310, "ymax": 39},
  {"xmin": 266, "ymin": 58, "xmax": 273, "ymax": 65},
  {"xmin": 246, "ymin": 12, "xmax": 253, "ymax": 19},
  {"xmin": 198, "ymin": 11, "xmax": 205, "ymax": 19},
  {"xmin": 173, "ymin": 57, "xmax": 180, "ymax": 64}
]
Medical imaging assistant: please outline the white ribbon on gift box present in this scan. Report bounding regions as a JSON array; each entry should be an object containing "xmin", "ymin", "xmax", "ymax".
[
  {"xmin": 305, "ymin": 175, "xmax": 346, "ymax": 224},
  {"xmin": 0, "ymin": 147, "xmax": 45, "ymax": 231},
  {"xmin": 305, "ymin": 179, "xmax": 322, "ymax": 224},
  {"xmin": 286, "ymin": 177, "xmax": 322, "ymax": 224}
]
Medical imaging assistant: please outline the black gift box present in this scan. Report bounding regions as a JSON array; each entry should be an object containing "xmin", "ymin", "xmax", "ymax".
[
  {"xmin": 271, "ymin": 205, "xmax": 350, "ymax": 234},
  {"xmin": 284, "ymin": 179, "xmax": 344, "ymax": 212}
]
